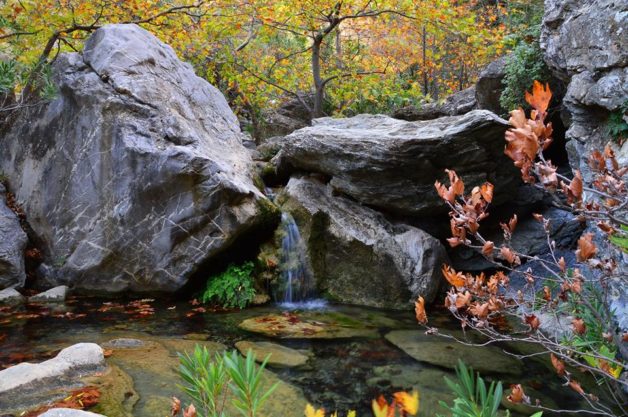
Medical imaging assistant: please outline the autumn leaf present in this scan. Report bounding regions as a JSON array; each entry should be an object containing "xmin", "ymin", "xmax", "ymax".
[
  {"xmin": 183, "ymin": 404, "xmax": 196, "ymax": 417},
  {"xmin": 305, "ymin": 404, "xmax": 325, "ymax": 417},
  {"xmin": 507, "ymin": 384, "xmax": 529, "ymax": 404},
  {"xmin": 572, "ymin": 318, "xmax": 586, "ymax": 335},
  {"xmin": 435, "ymin": 169, "xmax": 464, "ymax": 203},
  {"xmin": 525, "ymin": 80, "xmax": 552, "ymax": 115},
  {"xmin": 500, "ymin": 246, "xmax": 520, "ymax": 265},
  {"xmin": 455, "ymin": 291, "xmax": 472, "ymax": 309},
  {"xmin": 171, "ymin": 397, "xmax": 181, "ymax": 416},
  {"xmin": 469, "ymin": 302, "xmax": 489, "ymax": 319},
  {"xmin": 480, "ymin": 182, "xmax": 494, "ymax": 203},
  {"xmin": 393, "ymin": 391, "xmax": 419, "ymax": 415},
  {"xmin": 508, "ymin": 108, "xmax": 527, "ymax": 128},
  {"xmin": 568, "ymin": 380, "xmax": 585, "ymax": 395},
  {"xmin": 371, "ymin": 396, "xmax": 389, "ymax": 417},
  {"xmin": 550, "ymin": 353, "xmax": 566, "ymax": 377},
  {"xmin": 414, "ymin": 296, "xmax": 428, "ymax": 325},
  {"xmin": 524, "ymin": 314, "xmax": 540, "ymax": 331},
  {"xmin": 482, "ymin": 241, "xmax": 494, "ymax": 256},
  {"xmin": 543, "ymin": 286, "xmax": 552, "ymax": 302},
  {"xmin": 442, "ymin": 265, "xmax": 466, "ymax": 287},
  {"xmin": 575, "ymin": 233, "xmax": 597, "ymax": 262}
]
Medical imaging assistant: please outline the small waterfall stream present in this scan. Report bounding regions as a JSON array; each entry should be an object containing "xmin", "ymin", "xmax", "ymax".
[{"xmin": 274, "ymin": 212, "xmax": 324, "ymax": 308}]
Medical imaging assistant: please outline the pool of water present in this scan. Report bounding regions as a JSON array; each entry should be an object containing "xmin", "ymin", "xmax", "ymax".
[{"xmin": 0, "ymin": 296, "xmax": 589, "ymax": 416}]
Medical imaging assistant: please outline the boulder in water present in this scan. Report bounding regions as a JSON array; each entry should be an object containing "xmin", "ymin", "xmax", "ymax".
[{"xmin": 0, "ymin": 24, "xmax": 273, "ymax": 293}]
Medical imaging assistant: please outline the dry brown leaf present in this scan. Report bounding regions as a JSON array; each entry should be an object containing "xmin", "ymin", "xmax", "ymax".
[
  {"xmin": 415, "ymin": 296, "xmax": 428, "ymax": 325},
  {"xmin": 575, "ymin": 233, "xmax": 597, "ymax": 262},
  {"xmin": 525, "ymin": 80, "xmax": 552, "ymax": 115}
]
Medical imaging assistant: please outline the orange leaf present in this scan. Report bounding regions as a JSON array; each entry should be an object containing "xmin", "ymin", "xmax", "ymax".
[
  {"xmin": 500, "ymin": 246, "xmax": 519, "ymax": 265},
  {"xmin": 482, "ymin": 241, "xmax": 494, "ymax": 257},
  {"xmin": 414, "ymin": 296, "xmax": 428, "ymax": 325},
  {"xmin": 455, "ymin": 291, "xmax": 472, "ymax": 309},
  {"xmin": 372, "ymin": 396, "xmax": 390, "ymax": 417},
  {"xmin": 550, "ymin": 353, "xmax": 566, "ymax": 377},
  {"xmin": 543, "ymin": 286, "xmax": 552, "ymax": 302},
  {"xmin": 480, "ymin": 182, "xmax": 494, "ymax": 203},
  {"xmin": 568, "ymin": 170, "xmax": 583, "ymax": 203},
  {"xmin": 442, "ymin": 265, "xmax": 466, "ymax": 287},
  {"xmin": 568, "ymin": 380, "xmax": 585, "ymax": 395},
  {"xmin": 171, "ymin": 397, "xmax": 181, "ymax": 417},
  {"xmin": 393, "ymin": 391, "xmax": 419, "ymax": 415},
  {"xmin": 469, "ymin": 302, "xmax": 489, "ymax": 319},
  {"xmin": 508, "ymin": 215, "xmax": 518, "ymax": 233},
  {"xmin": 508, "ymin": 108, "xmax": 527, "ymax": 128},
  {"xmin": 575, "ymin": 233, "xmax": 597, "ymax": 262},
  {"xmin": 525, "ymin": 80, "xmax": 552, "ymax": 115},
  {"xmin": 524, "ymin": 314, "xmax": 540, "ymax": 331},
  {"xmin": 572, "ymin": 318, "xmax": 586, "ymax": 335},
  {"xmin": 507, "ymin": 384, "xmax": 529, "ymax": 404},
  {"xmin": 183, "ymin": 404, "xmax": 197, "ymax": 417}
]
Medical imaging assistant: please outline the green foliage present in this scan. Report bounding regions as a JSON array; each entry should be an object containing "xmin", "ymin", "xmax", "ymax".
[
  {"xmin": 609, "ymin": 225, "xmax": 628, "ymax": 252},
  {"xmin": 38, "ymin": 63, "xmax": 58, "ymax": 100},
  {"xmin": 0, "ymin": 60, "xmax": 17, "ymax": 93},
  {"xmin": 201, "ymin": 262, "xmax": 255, "ymax": 309},
  {"xmin": 438, "ymin": 360, "xmax": 507, "ymax": 417},
  {"xmin": 606, "ymin": 101, "xmax": 628, "ymax": 144},
  {"xmin": 500, "ymin": 39, "xmax": 551, "ymax": 112},
  {"xmin": 178, "ymin": 346, "xmax": 278, "ymax": 417}
]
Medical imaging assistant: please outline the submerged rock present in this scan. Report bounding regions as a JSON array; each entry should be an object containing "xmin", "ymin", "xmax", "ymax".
[
  {"xmin": 385, "ymin": 330, "xmax": 523, "ymax": 375},
  {"xmin": 29, "ymin": 285, "xmax": 69, "ymax": 303},
  {"xmin": 0, "ymin": 184, "xmax": 27, "ymax": 289},
  {"xmin": 235, "ymin": 340, "xmax": 311, "ymax": 368},
  {"xmin": 0, "ymin": 24, "xmax": 272, "ymax": 293},
  {"xmin": 0, "ymin": 343, "xmax": 105, "ymax": 413},
  {"xmin": 278, "ymin": 177, "xmax": 448, "ymax": 308},
  {"xmin": 274, "ymin": 111, "xmax": 518, "ymax": 216}
]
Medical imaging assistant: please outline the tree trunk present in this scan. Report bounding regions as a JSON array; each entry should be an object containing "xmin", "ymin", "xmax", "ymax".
[{"xmin": 312, "ymin": 38, "xmax": 325, "ymax": 118}]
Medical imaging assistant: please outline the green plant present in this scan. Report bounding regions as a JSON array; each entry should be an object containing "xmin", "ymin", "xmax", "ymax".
[
  {"xmin": 0, "ymin": 60, "xmax": 17, "ymax": 94},
  {"xmin": 438, "ymin": 360, "xmax": 508, "ymax": 417},
  {"xmin": 178, "ymin": 346, "xmax": 277, "ymax": 417},
  {"xmin": 500, "ymin": 40, "xmax": 551, "ymax": 112},
  {"xmin": 201, "ymin": 262, "xmax": 255, "ymax": 309},
  {"xmin": 606, "ymin": 101, "xmax": 627, "ymax": 144}
]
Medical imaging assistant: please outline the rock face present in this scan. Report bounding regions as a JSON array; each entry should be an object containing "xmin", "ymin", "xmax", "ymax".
[
  {"xmin": 0, "ymin": 184, "xmax": 27, "ymax": 289},
  {"xmin": 278, "ymin": 177, "xmax": 448, "ymax": 308},
  {"xmin": 541, "ymin": 0, "xmax": 628, "ymax": 179},
  {"xmin": 0, "ymin": 343, "xmax": 105, "ymax": 412},
  {"xmin": 274, "ymin": 111, "xmax": 518, "ymax": 217},
  {"xmin": 393, "ymin": 87, "xmax": 477, "ymax": 121},
  {"xmin": 0, "ymin": 24, "xmax": 272, "ymax": 293},
  {"xmin": 474, "ymin": 55, "xmax": 508, "ymax": 115}
]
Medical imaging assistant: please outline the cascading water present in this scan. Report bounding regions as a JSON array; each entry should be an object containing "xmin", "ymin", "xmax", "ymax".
[{"xmin": 274, "ymin": 212, "xmax": 325, "ymax": 308}]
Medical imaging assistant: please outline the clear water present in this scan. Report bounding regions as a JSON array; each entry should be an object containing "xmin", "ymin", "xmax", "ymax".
[{"xmin": 0, "ymin": 297, "xmax": 590, "ymax": 417}]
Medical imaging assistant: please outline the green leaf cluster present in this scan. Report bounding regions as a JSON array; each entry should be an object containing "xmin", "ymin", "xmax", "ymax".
[
  {"xmin": 179, "ymin": 346, "xmax": 278, "ymax": 417},
  {"xmin": 201, "ymin": 262, "xmax": 256, "ymax": 309},
  {"xmin": 438, "ymin": 360, "xmax": 507, "ymax": 417}
]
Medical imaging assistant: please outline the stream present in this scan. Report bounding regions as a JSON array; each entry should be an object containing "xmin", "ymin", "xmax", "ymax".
[{"xmin": 0, "ymin": 297, "xmax": 588, "ymax": 417}]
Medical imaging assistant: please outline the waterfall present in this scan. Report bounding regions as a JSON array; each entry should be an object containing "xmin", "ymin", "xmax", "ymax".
[{"xmin": 274, "ymin": 212, "xmax": 323, "ymax": 308}]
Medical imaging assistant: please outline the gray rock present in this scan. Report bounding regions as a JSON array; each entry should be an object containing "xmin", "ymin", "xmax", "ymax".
[
  {"xmin": 0, "ymin": 287, "xmax": 24, "ymax": 305},
  {"xmin": 475, "ymin": 55, "xmax": 508, "ymax": 115},
  {"xmin": 102, "ymin": 338, "xmax": 145, "ymax": 349},
  {"xmin": 278, "ymin": 177, "xmax": 448, "ymax": 308},
  {"xmin": 385, "ymin": 330, "xmax": 523, "ymax": 375},
  {"xmin": 274, "ymin": 111, "xmax": 519, "ymax": 217},
  {"xmin": 29, "ymin": 285, "xmax": 69, "ymax": 303},
  {"xmin": 39, "ymin": 409, "xmax": 107, "ymax": 417},
  {"xmin": 0, "ymin": 24, "xmax": 272, "ymax": 293},
  {"xmin": 393, "ymin": 87, "xmax": 477, "ymax": 121},
  {"xmin": 235, "ymin": 340, "xmax": 310, "ymax": 368},
  {"xmin": 0, "ymin": 184, "xmax": 27, "ymax": 289},
  {"xmin": 0, "ymin": 343, "xmax": 105, "ymax": 412}
]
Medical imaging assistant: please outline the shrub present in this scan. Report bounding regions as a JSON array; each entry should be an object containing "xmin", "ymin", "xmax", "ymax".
[
  {"xmin": 177, "ymin": 346, "xmax": 278, "ymax": 417},
  {"xmin": 201, "ymin": 262, "xmax": 255, "ymax": 309}
]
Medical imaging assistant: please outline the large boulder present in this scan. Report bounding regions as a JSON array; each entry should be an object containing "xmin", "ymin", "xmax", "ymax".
[
  {"xmin": 541, "ymin": 0, "xmax": 628, "ymax": 179},
  {"xmin": 277, "ymin": 177, "xmax": 448, "ymax": 308},
  {"xmin": 0, "ymin": 184, "xmax": 27, "ymax": 289},
  {"xmin": 475, "ymin": 55, "xmax": 508, "ymax": 115},
  {"xmin": 0, "ymin": 24, "xmax": 273, "ymax": 293},
  {"xmin": 393, "ymin": 87, "xmax": 477, "ymax": 121},
  {"xmin": 274, "ymin": 111, "xmax": 518, "ymax": 217}
]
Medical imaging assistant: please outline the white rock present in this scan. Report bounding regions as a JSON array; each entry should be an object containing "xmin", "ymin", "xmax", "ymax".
[
  {"xmin": 39, "ymin": 408, "xmax": 107, "ymax": 417},
  {"xmin": 29, "ymin": 285, "xmax": 69, "ymax": 302},
  {"xmin": 0, "ymin": 287, "xmax": 24, "ymax": 304}
]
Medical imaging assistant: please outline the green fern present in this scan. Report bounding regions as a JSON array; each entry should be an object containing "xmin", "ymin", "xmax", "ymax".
[{"xmin": 201, "ymin": 262, "xmax": 256, "ymax": 309}]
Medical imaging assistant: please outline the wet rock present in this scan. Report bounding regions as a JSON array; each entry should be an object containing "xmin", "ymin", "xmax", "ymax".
[
  {"xmin": 278, "ymin": 177, "xmax": 448, "ymax": 307},
  {"xmin": 235, "ymin": 340, "xmax": 311, "ymax": 368},
  {"xmin": 385, "ymin": 330, "xmax": 523, "ymax": 375},
  {"xmin": 38, "ymin": 409, "xmax": 107, "ymax": 417},
  {"xmin": 0, "ymin": 24, "xmax": 271, "ymax": 293},
  {"xmin": 393, "ymin": 87, "xmax": 477, "ymax": 121},
  {"xmin": 0, "ymin": 184, "xmax": 27, "ymax": 289},
  {"xmin": 29, "ymin": 285, "xmax": 69, "ymax": 303},
  {"xmin": 87, "ymin": 364, "xmax": 138, "ymax": 417},
  {"xmin": 0, "ymin": 343, "xmax": 105, "ymax": 413},
  {"xmin": 239, "ymin": 312, "xmax": 379, "ymax": 339},
  {"xmin": 0, "ymin": 287, "xmax": 24, "ymax": 305},
  {"xmin": 101, "ymin": 338, "xmax": 145, "ymax": 349},
  {"xmin": 274, "ymin": 110, "xmax": 518, "ymax": 217}
]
